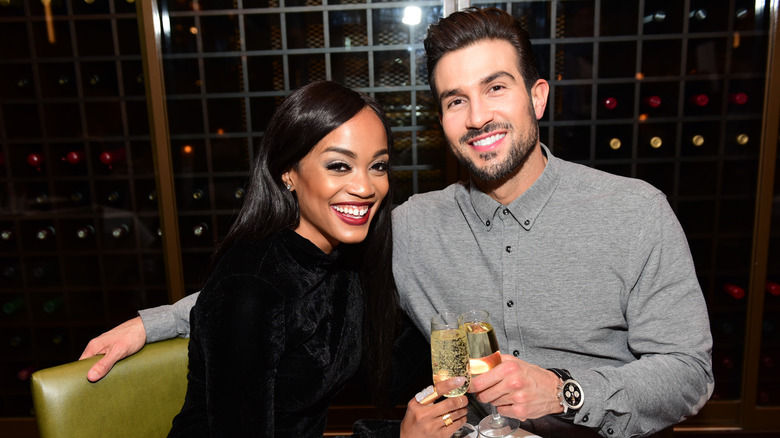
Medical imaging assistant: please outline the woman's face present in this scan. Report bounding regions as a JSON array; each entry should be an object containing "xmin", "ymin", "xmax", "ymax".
[{"xmin": 284, "ymin": 107, "xmax": 390, "ymax": 253}]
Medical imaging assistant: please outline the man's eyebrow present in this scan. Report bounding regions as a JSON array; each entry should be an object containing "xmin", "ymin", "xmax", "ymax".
[{"xmin": 438, "ymin": 71, "xmax": 517, "ymax": 104}]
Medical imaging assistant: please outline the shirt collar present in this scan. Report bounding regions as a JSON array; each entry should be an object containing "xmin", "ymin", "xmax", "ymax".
[{"xmin": 468, "ymin": 143, "xmax": 560, "ymax": 231}]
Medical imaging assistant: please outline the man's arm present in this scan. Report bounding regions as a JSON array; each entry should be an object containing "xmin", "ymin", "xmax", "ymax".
[
  {"xmin": 139, "ymin": 292, "xmax": 199, "ymax": 342},
  {"xmin": 79, "ymin": 292, "xmax": 199, "ymax": 382}
]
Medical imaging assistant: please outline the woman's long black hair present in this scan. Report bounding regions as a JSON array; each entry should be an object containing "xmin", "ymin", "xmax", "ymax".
[{"xmin": 210, "ymin": 80, "xmax": 398, "ymax": 404}]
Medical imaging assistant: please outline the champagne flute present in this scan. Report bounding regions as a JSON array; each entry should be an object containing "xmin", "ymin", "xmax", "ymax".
[
  {"xmin": 430, "ymin": 312, "xmax": 477, "ymax": 438},
  {"xmin": 459, "ymin": 310, "xmax": 521, "ymax": 438}
]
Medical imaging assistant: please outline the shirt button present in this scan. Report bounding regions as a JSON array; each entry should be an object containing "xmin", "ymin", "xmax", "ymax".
[
  {"xmin": 607, "ymin": 428, "xmax": 614, "ymax": 435},
  {"xmin": 505, "ymin": 246, "xmax": 512, "ymax": 253},
  {"xmin": 512, "ymin": 350, "xmax": 520, "ymax": 357},
  {"xmin": 502, "ymin": 209, "xmax": 509, "ymax": 215},
  {"xmin": 524, "ymin": 219, "xmax": 530, "ymax": 226},
  {"xmin": 507, "ymin": 300, "xmax": 514, "ymax": 307},
  {"xmin": 582, "ymin": 415, "xmax": 589, "ymax": 423},
  {"xmin": 486, "ymin": 220, "xmax": 491, "ymax": 227}
]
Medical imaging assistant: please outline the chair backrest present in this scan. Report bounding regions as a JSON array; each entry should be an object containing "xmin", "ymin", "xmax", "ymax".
[{"xmin": 30, "ymin": 337, "xmax": 189, "ymax": 438}]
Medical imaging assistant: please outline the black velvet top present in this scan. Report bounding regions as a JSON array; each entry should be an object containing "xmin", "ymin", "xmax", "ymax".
[{"xmin": 169, "ymin": 229, "xmax": 365, "ymax": 437}]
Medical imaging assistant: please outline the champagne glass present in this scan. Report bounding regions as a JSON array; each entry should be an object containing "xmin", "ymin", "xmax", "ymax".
[
  {"xmin": 430, "ymin": 312, "xmax": 477, "ymax": 438},
  {"xmin": 459, "ymin": 310, "xmax": 521, "ymax": 438}
]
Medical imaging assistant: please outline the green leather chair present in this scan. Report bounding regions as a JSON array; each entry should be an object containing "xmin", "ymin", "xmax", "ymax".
[{"xmin": 30, "ymin": 337, "xmax": 189, "ymax": 438}]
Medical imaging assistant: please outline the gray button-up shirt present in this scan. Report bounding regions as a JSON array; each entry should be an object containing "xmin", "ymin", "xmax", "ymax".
[{"xmin": 392, "ymin": 145, "xmax": 713, "ymax": 437}]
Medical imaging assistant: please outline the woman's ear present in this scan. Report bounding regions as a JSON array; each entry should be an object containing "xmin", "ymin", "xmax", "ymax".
[{"xmin": 281, "ymin": 172, "xmax": 293, "ymax": 191}]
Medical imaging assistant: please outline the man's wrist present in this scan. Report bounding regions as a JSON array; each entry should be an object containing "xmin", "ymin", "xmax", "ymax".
[{"xmin": 547, "ymin": 368, "xmax": 583, "ymax": 420}]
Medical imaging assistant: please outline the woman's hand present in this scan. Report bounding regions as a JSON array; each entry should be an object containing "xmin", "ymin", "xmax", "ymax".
[{"xmin": 400, "ymin": 377, "xmax": 470, "ymax": 438}]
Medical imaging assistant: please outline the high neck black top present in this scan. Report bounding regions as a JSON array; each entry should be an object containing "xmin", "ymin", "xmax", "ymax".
[{"xmin": 169, "ymin": 229, "xmax": 364, "ymax": 437}]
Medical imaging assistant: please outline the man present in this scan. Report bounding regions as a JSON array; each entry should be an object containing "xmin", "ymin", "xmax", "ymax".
[{"xmin": 82, "ymin": 7, "xmax": 712, "ymax": 437}]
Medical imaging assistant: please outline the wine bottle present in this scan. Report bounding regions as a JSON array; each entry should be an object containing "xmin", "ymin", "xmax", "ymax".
[
  {"xmin": 99, "ymin": 148, "xmax": 126, "ymax": 169},
  {"xmin": 2, "ymin": 297, "xmax": 24, "ymax": 315},
  {"xmin": 1, "ymin": 228, "xmax": 13, "ymax": 241},
  {"xmin": 649, "ymin": 136, "xmax": 663, "ymax": 149},
  {"xmin": 106, "ymin": 190, "xmax": 121, "ymax": 203},
  {"xmin": 34, "ymin": 192, "xmax": 49, "ymax": 205},
  {"xmin": 691, "ymin": 135, "xmax": 705, "ymax": 147},
  {"xmin": 602, "ymin": 97, "xmax": 618, "ymax": 110},
  {"xmin": 17, "ymin": 365, "xmax": 35, "ymax": 381},
  {"xmin": 4, "ymin": 265, "xmax": 18, "ymax": 279},
  {"xmin": 192, "ymin": 189, "xmax": 206, "ymax": 201},
  {"xmin": 729, "ymin": 92, "xmax": 748, "ymax": 105},
  {"xmin": 27, "ymin": 152, "xmax": 44, "ymax": 171},
  {"xmin": 36, "ymin": 226, "xmax": 56, "ymax": 240},
  {"xmin": 643, "ymin": 10, "xmax": 666, "ymax": 23},
  {"xmin": 736, "ymin": 134, "xmax": 749, "ymax": 145},
  {"xmin": 63, "ymin": 150, "xmax": 85, "ymax": 165},
  {"xmin": 767, "ymin": 281, "xmax": 780, "ymax": 296},
  {"xmin": 234, "ymin": 187, "xmax": 245, "ymax": 200},
  {"xmin": 70, "ymin": 191, "xmax": 85, "ymax": 203},
  {"xmin": 17, "ymin": 77, "xmax": 31, "ymax": 89},
  {"xmin": 51, "ymin": 333, "xmax": 65, "ymax": 346},
  {"xmin": 723, "ymin": 283, "xmax": 745, "ymax": 299},
  {"xmin": 76, "ymin": 225, "xmax": 95, "ymax": 239},
  {"xmin": 609, "ymin": 138, "xmax": 622, "ymax": 150},
  {"xmin": 644, "ymin": 95, "xmax": 662, "ymax": 108},
  {"xmin": 42, "ymin": 296, "xmax": 64, "ymax": 314},
  {"xmin": 10, "ymin": 334, "xmax": 25, "ymax": 348},
  {"xmin": 690, "ymin": 9, "xmax": 708, "ymax": 21},
  {"xmin": 690, "ymin": 94, "xmax": 709, "ymax": 107},
  {"xmin": 193, "ymin": 222, "xmax": 209, "ymax": 237},
  {"xmin": 111, "ymin": 224, "xmax": 130, "ymax": 239}
]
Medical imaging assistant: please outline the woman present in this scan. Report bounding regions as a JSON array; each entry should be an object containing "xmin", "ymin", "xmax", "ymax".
[{"xmin": 167, "ymin": 81, "xmax": 467, "ymax": 437}]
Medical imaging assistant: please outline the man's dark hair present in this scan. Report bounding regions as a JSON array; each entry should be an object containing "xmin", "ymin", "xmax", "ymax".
[{"xmin": 424, "ymin": 7, "xmax": 541, "ymax": 112}]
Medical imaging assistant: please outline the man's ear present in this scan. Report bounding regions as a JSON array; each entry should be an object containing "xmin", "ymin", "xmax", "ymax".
[{"xmin": 531, "ymin": 79, "xmax": 550, "ymax": 120}]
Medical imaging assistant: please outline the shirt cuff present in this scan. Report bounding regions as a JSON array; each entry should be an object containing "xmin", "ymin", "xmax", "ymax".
[{"xmin": 138, "ymin": 305, "xmax": 180, "ymax": 343}]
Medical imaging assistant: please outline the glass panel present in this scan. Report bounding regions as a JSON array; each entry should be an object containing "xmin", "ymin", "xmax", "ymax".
[
  {"xmin": 0, "ymin": 0, "xmax": 158, "ymax": 418},
  {"xmin": 758, "ymin": 116, "xmax": 780, "ymax": 406}
]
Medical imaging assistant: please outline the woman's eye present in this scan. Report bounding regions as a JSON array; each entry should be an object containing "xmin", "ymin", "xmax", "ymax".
[
  {"xmin": 371, "ymin": 161, "xmax": 389, "ymax": 172},
  {"xmin": 326, "ymin": 162, "xmax": 351, "ymax": 172}
]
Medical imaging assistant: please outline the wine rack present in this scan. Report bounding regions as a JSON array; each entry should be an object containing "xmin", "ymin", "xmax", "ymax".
[{"xmin": 1, "ymin": 0, "xmax": 779, "ymax": 435}]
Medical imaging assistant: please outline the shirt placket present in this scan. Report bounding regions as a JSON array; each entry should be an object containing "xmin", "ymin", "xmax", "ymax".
[{"xmin": 499, "ymin": 207, "xmax": 523, "ymax": 358}]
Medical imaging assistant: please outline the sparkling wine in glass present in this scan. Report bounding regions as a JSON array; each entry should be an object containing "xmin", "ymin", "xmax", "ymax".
[
  {"xmin": 459, "ymin": 310, "xmax": 521, "ymax": 438},
  {"xmin": 431, "ymin": 312, "xmax": 477, "ymax": 437}
]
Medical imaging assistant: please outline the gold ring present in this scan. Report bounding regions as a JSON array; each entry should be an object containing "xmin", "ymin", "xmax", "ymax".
[
  {"xmin": 442, "ymin": 413, "xmax": 453, "ymax": 427},
  {"xmin": 415, "ymin": 385, "xmax": 438, "ymax": 405}
]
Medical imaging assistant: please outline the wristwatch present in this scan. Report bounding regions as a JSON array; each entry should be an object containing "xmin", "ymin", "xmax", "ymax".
[{"xmin": 547, "ymin": 368, "xmax": 584, "ymax": 417}]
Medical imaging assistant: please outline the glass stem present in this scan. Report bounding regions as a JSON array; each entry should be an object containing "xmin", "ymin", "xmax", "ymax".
[{"xmin": 490, "ymin": 405, "xmax": 503, "ymax": 426}]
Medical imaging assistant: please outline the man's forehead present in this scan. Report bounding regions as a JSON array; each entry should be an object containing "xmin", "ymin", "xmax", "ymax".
[{"xmin": 434, "ymin": 41, "xmax": 523, "ymax": 90}]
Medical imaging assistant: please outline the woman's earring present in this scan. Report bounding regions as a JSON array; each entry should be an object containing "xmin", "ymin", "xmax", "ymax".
[{"xmin": 285, "ymin": 183, "xmax": 292, "ymax": 190}]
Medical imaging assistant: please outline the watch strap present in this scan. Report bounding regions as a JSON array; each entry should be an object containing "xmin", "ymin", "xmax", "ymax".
[{"xmin": 547, "ymin": 368, "xmax": 582, "ymax": 419}]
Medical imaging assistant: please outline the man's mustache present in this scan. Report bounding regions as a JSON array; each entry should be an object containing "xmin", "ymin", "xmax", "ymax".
[{"xmin": 459, "ymin": 122, "xmax": 512, "ymax": 144}]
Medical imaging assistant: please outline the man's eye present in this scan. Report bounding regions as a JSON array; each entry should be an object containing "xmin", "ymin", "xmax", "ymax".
[{"xmin": 447, "ymin": 98, "xmax": 464, "ymax": 108}]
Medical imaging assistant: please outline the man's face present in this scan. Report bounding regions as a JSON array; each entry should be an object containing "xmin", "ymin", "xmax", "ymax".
[{"xmin": 434, "ymin": 39, "xmax": 548, "ymax": 182}]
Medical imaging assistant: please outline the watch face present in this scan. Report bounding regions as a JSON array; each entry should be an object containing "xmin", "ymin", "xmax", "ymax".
[{"xmin": 563, "ymin": 381, "xmax": 583, "ymax": 409}]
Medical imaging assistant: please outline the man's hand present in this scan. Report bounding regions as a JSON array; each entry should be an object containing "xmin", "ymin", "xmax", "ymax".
[
  {"xmin": 468, "ymin": 354, "xmax": 563, "ymax": 420},
  {"xmin": 79, "ymin": 316, "xmax": 147, "ymax": 382}
]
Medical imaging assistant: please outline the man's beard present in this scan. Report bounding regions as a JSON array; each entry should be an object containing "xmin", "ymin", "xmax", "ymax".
[{"xmin": 450, "ymin": 119, "xmax": 539, "ymax": 182}]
